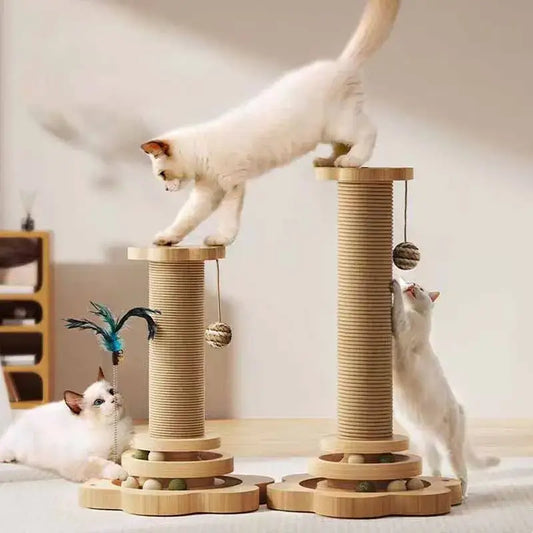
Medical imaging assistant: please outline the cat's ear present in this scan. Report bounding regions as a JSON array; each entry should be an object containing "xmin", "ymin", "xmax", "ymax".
[
  {"xmin": 64, "ymin": 390, "xmax": 83, "ymax": 415},
  {"xmin": 97, "ymin": 367, "xmax": 105, "ymax": 382},
  {"xmin": 429, "ymin": 291, "xmax": 440, "ymax": 302},
  {"xmin": 141, "ymin": 140, "xmax": 170, "ymax": 157}
]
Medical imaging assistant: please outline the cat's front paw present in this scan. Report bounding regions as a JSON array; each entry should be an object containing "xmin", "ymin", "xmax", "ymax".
[
  {"xmin": 153, "ymin": 229, "xmax": 182, "ymax": 246},
  {"xmin": 204, "ymin": 233, "xmax": 236, "ymax": 247},
  {"xmin": 101, "ymin": 462, "xmax": 128, "ymax": 481},
  {"xmin": 334, "ymin": 153, "xmax": 367, "ymax": 168},
  {"xmin": 390, "ymin": 279, "xmax": 401, "ymax": 294},
  {"xmin": 313, "ymin": 156, "xmax": 336, "ymax": 167}
]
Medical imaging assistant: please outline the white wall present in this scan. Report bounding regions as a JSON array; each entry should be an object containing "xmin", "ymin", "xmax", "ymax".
[{"xmin": 1, "ymin": 0, "xmax": 531, "ymax": 419}]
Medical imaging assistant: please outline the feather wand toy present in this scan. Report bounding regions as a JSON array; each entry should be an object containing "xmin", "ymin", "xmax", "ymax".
[{"xmin": 65, "ymin": 302, "xmax": 160, "ymax": 462}]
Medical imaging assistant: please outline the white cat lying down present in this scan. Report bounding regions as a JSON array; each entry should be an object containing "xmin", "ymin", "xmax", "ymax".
[
  {"xmin": 391, "ymin": 279, "xmax": 499, "ymax": 496},
  {"xmin": 0, "ymin": 368, "xmax": 131, "ymax": 482},
  {"xmin": 141, "ymin": 0, "xmax": 401, "ymax": 247}
]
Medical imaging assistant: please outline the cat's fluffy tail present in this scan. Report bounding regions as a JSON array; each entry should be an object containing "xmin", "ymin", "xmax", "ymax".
[
  {"xmin": 339, "ymin": 0, "xmax": 401, "ymax": 67},
  {"xmin": 465, "ymin": 439, "xmax": 500, "ymax": 469}
]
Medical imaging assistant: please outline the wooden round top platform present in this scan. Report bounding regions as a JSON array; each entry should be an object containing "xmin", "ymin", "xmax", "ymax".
[
  {"xmin": 315, "ymin": 166, "xmax": 413, "ymax": 183},
  {"xmin": 128, "ymin": 245, "xmax": 225, "ymax": 262}
]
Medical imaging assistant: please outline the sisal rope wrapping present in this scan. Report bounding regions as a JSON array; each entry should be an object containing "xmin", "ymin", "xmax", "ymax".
[
  {"xmin": 337, "ymin": 181, "xmax": 393, "ymax": 440},
  {"xmin": 148, "ymin": 261, "xmax": 205, "ymax": 439}
]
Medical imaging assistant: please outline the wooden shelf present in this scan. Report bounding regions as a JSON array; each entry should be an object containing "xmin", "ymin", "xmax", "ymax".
[
  {"xmin": 0, "ymin": 230, "xmax": 52, "ymax": 408},
  {"xmin": 0, "ymin": 292, "xmax": 42, "ymax": 302},
  {"xmin": 10, "ymin": 400, "xmax": 42, "ymax": 410},
  {"xmin": 0, "ymin": 325, "xmax": 42, "ymax": 333},
  {"xmin": 3, "ymin": 365, "xmax": 42, "ymax": 374}
]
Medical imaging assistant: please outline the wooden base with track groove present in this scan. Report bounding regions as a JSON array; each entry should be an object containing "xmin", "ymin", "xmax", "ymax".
[
  {"xmin": 267, "ymin": 474, "xmax": 462, "ymax": 518},
  {"xmin": 80, "ymin": 474, "xmax": 272, "ymax": 516}
]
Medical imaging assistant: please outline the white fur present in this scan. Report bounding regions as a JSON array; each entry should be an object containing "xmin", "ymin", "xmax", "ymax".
[
  {"xmin": 0, "ymin": 367, "xmax": 11, "ymax": 436},
  {"xmin": 142, "ymin": 0, "xmax": 401, "ymax": 246},
  {"xmin": 391, "ymin": 279, "xmax": 499, "ymax": 496},
  {"xmin": 0, "ymin": 378, "xmax": 132, "ymax": 482}
]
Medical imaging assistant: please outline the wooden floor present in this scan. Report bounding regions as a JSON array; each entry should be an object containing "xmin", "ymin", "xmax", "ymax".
[{"xmin": 134, "ymin": 419, "xmax": 533, "ymax": 457}]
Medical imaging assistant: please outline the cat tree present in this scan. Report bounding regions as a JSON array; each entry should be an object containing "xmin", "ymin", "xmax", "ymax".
[
  {"xmin": 267, "ymin": 166, "xmax": 463, "ymax": 518},
  {"xmin": 80, "ymin": 245, "xmax": 272, "ymax": 516}
]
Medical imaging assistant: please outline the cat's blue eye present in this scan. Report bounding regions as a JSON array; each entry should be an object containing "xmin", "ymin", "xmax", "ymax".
[{"xmin": 93, "ymin": 398, "xmax": 104, "ymax": 406}]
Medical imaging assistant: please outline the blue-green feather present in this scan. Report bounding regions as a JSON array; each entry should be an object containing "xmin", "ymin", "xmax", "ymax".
[
  {"xmin": 90, "ymin": 302, "xmax": 119, "ymax": 334},
  {"xmin": 102, "ymin": 333, "xmax": 124, "ymax": 353},
  {"xmin": 116, "ymin": 307, "xmax": 160, "ymax": 340},
  {"xmin": 65, "ymin": 303, "xmax": 160, "ymax": 359}
]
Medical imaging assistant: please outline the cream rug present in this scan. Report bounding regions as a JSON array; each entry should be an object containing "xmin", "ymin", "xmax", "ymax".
[{"xmin": 1, "ymin": 457, "xmax": 532, "ymax": 532}]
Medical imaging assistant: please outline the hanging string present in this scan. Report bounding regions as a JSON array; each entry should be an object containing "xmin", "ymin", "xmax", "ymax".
[
  {"xmin": 216, "ymin": 259, "xmax": 222, "ymax": 322},
  {"xmin": 112, "ymin": 364, "xmax": 118, "ymax": 463},
  {"xmin": 403, "ymin": 180, "xmax": 408, "ymax": 242},
  {"xmin": 394, "ymin": 179, "xmax": 421, "ymax": 270},
  {"xmin": 205, "ymin": 260, "xmax": 232, "ymax": 348}
]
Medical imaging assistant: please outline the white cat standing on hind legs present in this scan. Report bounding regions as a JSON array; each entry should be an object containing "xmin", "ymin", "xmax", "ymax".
[
  {"xmin": 391, "ymin": 279, "xmax": 500, "ymax": 496},
  {"xmin": 141, "ymin": 0, "xmax": 401, "ymax": 247}
]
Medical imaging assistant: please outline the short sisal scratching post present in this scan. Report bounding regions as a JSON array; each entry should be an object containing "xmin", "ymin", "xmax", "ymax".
[
  {"xmin": 80, "ymin": 246, "xmax": 272, "ymax": 516},
  {"xmin": 148, "ymin": 261, "xmax": 205, "ymax": 439},
  {"xmin": 267, "ymin": 167, "xmax": 463, "ymax": 518}
]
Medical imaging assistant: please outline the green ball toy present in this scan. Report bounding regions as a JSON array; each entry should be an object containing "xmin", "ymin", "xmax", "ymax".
[
  {"xmin": 168, "ymin": 478, "xmax": 187, "ymax": 491},
  {"xmin": 356, "ymin": 481, "xmax": 376, "ymax": 493},
  {"xmin": 133, "ymin": 449, "xmax": 149, "ymax": 460},
  {"xmin": 378, "ymin": 453, "xmax": 395, "ymax": 463}
]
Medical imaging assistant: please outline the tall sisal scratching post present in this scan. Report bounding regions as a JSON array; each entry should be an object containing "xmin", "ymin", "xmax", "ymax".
[
  {"xmin": 338, "ymin": 180, "xmax": 393, "ymax": 440},
  {"xmin": 80, "ymin": 246, "xmax": 272, "ymax": 516},
  {"xmin": 267, "ymin": 166, "xmax": 463, "ymax": 518}
]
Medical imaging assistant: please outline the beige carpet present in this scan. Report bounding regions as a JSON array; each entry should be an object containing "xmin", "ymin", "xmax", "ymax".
[{"xmin": 1, "ymin": 457, "xmax": 532, "ymax": 532}]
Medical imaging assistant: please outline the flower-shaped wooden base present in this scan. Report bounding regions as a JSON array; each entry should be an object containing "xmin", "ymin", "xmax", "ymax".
[
  {"xmin": 268, "ymin": 474, "xmax": 462, "ymax": 518},
  {"xmin": 80, "ymin": 431, "xmax": 273, "ymax": 516},
  {"xmin": 267, "ymin": 434, "xmax": 463, "ymax": 518},
  {"xmin": 80, "ymin": 475, "xmax": 272, "ymax": 516}
]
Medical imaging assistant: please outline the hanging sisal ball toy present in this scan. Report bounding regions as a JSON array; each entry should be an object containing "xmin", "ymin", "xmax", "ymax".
[
  {"xmin": 393, "ymin": 242, "xmax": 420, "ymax": 270},
  {"xmin": 205, "ymin": 260, "xmax": 232, "ymax": 348},
  {"xmin": 393, "ymin": 181, "xmax": 420, "ymax": 271}
]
